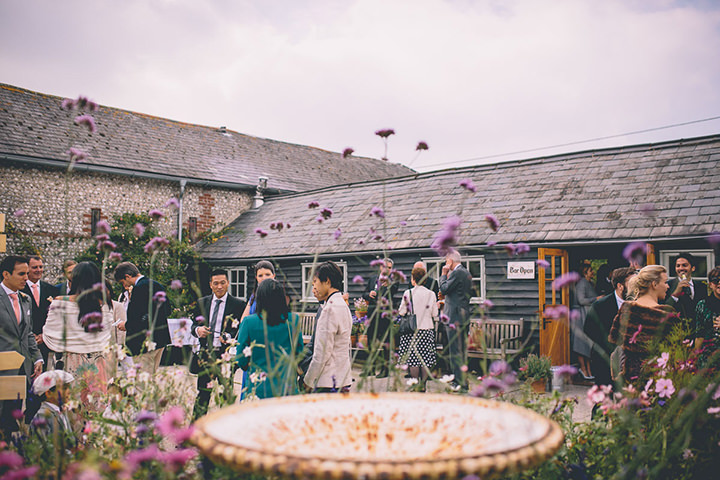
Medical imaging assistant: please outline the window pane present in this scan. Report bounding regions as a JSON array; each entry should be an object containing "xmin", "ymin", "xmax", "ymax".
[{"xmin": 468, "ymin": 261, "xmax": 482, "ymax": 278}]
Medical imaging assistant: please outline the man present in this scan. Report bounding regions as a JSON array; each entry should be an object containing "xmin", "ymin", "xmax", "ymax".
[
  {"xmin": 584, "ymin": 267, "xmax": 636, "ymax": 386},
  {"xmin": 113, "ymin": 262, "xmax": 170, "ymax": 372},
  {"xmin": 190, "ymin": 269, "xmax": 246, "ymax": 419},
  {"xmin": 303, "ymin": 261, "xmax": 352, "ymax": 392},
  {"xmin": 55, "ymin": 260, "xmax": 76, "ymax": 295},
  {"xmin": 0, "ymin": 255, "xmax": 43, "ymax": 438},
  {"xmin": 22, "ymin": 256, "xmax": 59, "ymax": 367},
  {"xmin": 362, "ymin": 258, "xmax": 399, "ymax": 378},
  {"xmin": 664, "ymin": 253, "xmax": 708, "ymax": 322},
  {"xmin": 438, "ymin": 250, "xmax": 472, "ymax": 392}
]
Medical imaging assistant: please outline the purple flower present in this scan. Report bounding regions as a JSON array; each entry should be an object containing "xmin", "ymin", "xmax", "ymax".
[
  {"xmin": 2, "ymin": 466, "xmax": 39, "ymax": 480},
  {"xmin": 134, "ymin": 223, "xmax": 145, "ymax": 237},
  {"xmin": 13, "ymin": 208, "xmax": 25, "ymax": 217},
  {"xmin": 552, "ymin": 272, "xmax": 581, "ymax": 290},
  {"xmin": 124, "ymin": 444, "xmax": 162, "ymax": 472},
  {"xmin": 545, "ymin": 305, "xmax": 569, "ymax": 319},
  {"xmin": 269, "ymin": 222, "xmax": 285, "ymax": 231},
  {"xmin": 148, "ymin": 209, "xmax": 164, "ymax": 221},
  {"xmin": 195, "ymin": 315, "xmax": 205, "ymax": 325},
  {"xmin": 156, "ymin": 406, "xmax": 194, "ymax": 444},
  {"xmin": 400, "ymin": 221, "xmax": 407, "ymax": 226},
  {"xmin": 254, "ymin": 228, "xmax": 268, "ymax": 238},
  {"xmin": 623, "ymin": 242, "xmax": 647, "ymax": 266},
  {"xmin": 390, "ymin": 269, "xmax": 407, "ymax": 283},
  {"xmin": 63, "ymin": 95, "xmax": 98, "ymax": 111},
  {"xmin": 333, "ymin": 228, "xmax": 342, "ymax": 240},
  {"xmin": 638, "ymin": 203, "xmax": 656, "ymax": 216},
  {"xmin": 87, "ymin": 321, "xmax": 103, "ymax": 332},
  {"xmin": 153, "ymin": 291, "xmax": 167, "ymax": 303},
  {"xmin": 431, "ymin": 215, "xmax": 462, "ymax": 256},
  {"xmin": 484, "ymin": 213, "xmax": 499, "ymax": 231},
  {"xmin": 95, "ymin": 220, "xmax": 110, "ymax": 234},
  {"xmin": 308, "ymin": 201, "xmax": 320, "ymax": 209},
  {"xmin": 144, "ymin": 236, "xmax": 170, "ymax": 253},
  {"xmin": 555, "ymin": 364, "xmax": 578, "ymax": 379},
  {"xmin": 170, "ymin": 280, "xmax": 183, "ymax": 290},
  {"xmin": 162, "ymin": 448, "xmax": 198, "ymax": 470},
  {"xmin": 80, "ymin": 312, "xmax": 103, "ymax": 331},
  {"xmin": 416, "ymin": 141, "xmax": 429, "ymax": 151},
  {"xmin": 95, "ymin": 233, "xmax": 110, "ymax": 242},
  {"xmin": 487, "ymin": 240, "xmax": 497, "ymax": 247},
  {"xmin": 11, "ymin": 409, "xmax": 23, "ymax": 421},
  {"xmin": 479, "ymin": 299, "xmax": 494, "ymax": 310},
  {"xmin": 358, "ymin": 239, "xmax": 365, "ymax": 245},
  {"xmin": 370, "ymin": 206, "xmax": 385, "ymax": 218},
  {"xmin": 0, "ymin": 451, "xmax": 24, "ymax": 469},
  {"xmin": 164, "ymin": 197, "xmax": 179, "ymax": 209},
  {"xmin": 489, "ymin": 361, "xmax": 513, "ymax": 377},
  {"xmin": 352, "ymin": 275, "xmax": 365, "ymax": 284},
  {"xmin": 439, "ymin": 313, "xmax": 450, "ymax": 324},
  {"xmin": 98, "ymin": 239, "xmax": 117, "ymax": 252},
  {"xmin": 342, "ymin": 147, "xmax": 354, "ymax": 158},
  {"xmin": 67, "ymin": 147, "xmax": 88, "ymax": 162},
  {"xmin": 320, "ymin": 207, "xmax": 333, "ymax": 219},
  {"xmin": 536, "ymin": 259, "xmax": 551, "ymax": 269},
  {"xmin": 375, "ymin": 128, "xmax": 395, "ymax": 138},
  {"xmin": 315, "ymin": 215, "xmax": 324, "ymax": 223},
  {"xmin": 74, "ymin": 114, "xmax": 97, "ymax": 133},
  {"xmin": 135, "ymin": 410, "xmax": 158, "ymax": 423},
  {"xmin": 459, "ymin": 179, "xmax": 477, "ymax": 193},
  {"xmin": 61, "ymin": 98, "xmax": 75, "ymax": 110},
  {"xmin": 370, "ymin": 259, "xmax": 385, "ymax": 268}
]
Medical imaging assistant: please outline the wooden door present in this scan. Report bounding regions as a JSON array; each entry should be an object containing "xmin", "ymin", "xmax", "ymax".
[{"xmin": 538, "ymin": 248, "xmax": 570, "ymax": 366}]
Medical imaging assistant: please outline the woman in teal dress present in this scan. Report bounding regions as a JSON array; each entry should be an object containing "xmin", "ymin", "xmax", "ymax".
[
  {"xmin": 693, "ymin": 266, "xmax": 720, "ymax": 367},
  {"xmin": 236, "ymin": 278, "xmax": 304, "ymax": 399}
]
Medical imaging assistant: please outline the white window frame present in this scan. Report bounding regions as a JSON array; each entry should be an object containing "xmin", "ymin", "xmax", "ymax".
[
  {"xmin": 224, "ymin": 267, "xmax": 248, "ymax": 301},
  {"xmin": 659, "ymin": 249, "xmax": 715, "ymax": 282},
  {"xmin": 421, "ymin": 255, "xmax": 486, "ymax": 303},
  {"xmin": 301, "ymin": 261, "xmax": 348, "ymax": 303}
]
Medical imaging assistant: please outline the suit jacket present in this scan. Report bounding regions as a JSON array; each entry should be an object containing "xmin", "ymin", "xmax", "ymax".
[
  {"xmin": 125, "ymin": 277, "xmax": 171, "ymax": 356},
  {"xmin": 439, "ymin": 265, "xmax": 472, "ymax": 326},
  {"xmin": 191, "ymin": 294, "xmax": 245, "ymax": 350},
  {"xmin": 22, "ymin": 281, "xmax": 59, "ymax": 335},
  {"xmin": 585, "ymin": 293, "xmax": 619, "ymax": 357},
  {"xmin": 664, "ymin": 278, "xmax": 708, "ymax": 321},
  {"xmin": 0, "ymin": 287, "xmax": 41, "ymax": 380},
  {"xmin": 362, "ymin": 274, "xmax": 399, "ymax": 340},
  {"xmin": 56, "ymin": 281, "xmax": 70, "ymax": 296}
]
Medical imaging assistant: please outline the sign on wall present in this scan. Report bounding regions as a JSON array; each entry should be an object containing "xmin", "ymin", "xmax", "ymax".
[{"xmin": 507, "ymin": 261, "xmax": 535, "ymax": 279}]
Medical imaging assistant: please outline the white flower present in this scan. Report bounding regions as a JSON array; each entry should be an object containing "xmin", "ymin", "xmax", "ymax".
[
  {"xmin": 243, "ymin": 346, "xmax": 252, "ymax": 357},
  {"xmin": 138, "ymin": 372, "xmax": 150, "ymax": 383},
  {"xmin": 232, "ymin": 318, "xmax": 240, "ymax": 329},
  {"xmin": 217, "ymin": 384, "xmax": 224, "ymax": 395},
  {"xmin": 115, "ymin": 345, "xmax": 127, "ymax": 361},
  {"xmin": 126, "ymin": 367, "xmax": 137, "ymax": 379},
  {"xmin": 657, "ymin": 352, "xmax": 669, "ymax": 369},
  {"xmin": 86, "ymin": 394, "xmax": 94, "ymax": 404},
  {"xmin": 406, "ymin": 378, "xmax": 419, "ymax": 386},
  {"xmin": 250, "ymin": 372, "xmax": 267, "ymax": 384},
  {"xmin": 439, "ymin": 374, "xmax": 455, "ymax": 383},
  {"xmin": 206, "ymin": 380, "xmax": 215, "ymax": 389},
  {"xmin": 145, "ymin": 340, "xmax": 157, "ymax": 352}
]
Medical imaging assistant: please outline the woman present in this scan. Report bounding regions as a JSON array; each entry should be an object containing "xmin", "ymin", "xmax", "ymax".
[
  {"xmin": 397, "ymin": 267, "xmax": 438, "ymax": 391},
  {"xmin": 240, "ymin": 260, "xmax": 276, "ymax": 321},
  {"xmin": 609, "ymin": 265, "xmax": 676, "ymax": 382},
  {"xmin": 43, "ymin": 262, "xmax": 113, "ymax": 382},
  {"xmin": 573, "ymin": 264, "xmax": 599, "ymax": 380},
  {"xmin": 693, "ymin": 266, "xmax": 720, "ymax": 363},
  {"xmin": 235, "ymin": 279, "xmax": 304, "ymax": 399}
]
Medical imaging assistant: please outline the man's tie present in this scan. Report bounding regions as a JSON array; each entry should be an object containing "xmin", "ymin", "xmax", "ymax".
[
  {"xmin": 209, "ymin": 299, "xmax": 222, "ymax": 347},
  {"xmin": 8, "ymin": 292, "xmax": 21, "ymax": 324},
  {"xmin": 31, "ymin": 283, "xmax": 40, "ymax": 305}
]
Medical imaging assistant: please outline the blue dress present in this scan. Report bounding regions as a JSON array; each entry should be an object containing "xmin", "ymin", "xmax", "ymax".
[{"xmin": 235, "ymin": 312, "xmax": 304, "ymax": 399}]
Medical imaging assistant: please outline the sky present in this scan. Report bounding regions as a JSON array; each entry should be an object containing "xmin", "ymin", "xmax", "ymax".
[{"xmin": 1, "ymin": 0, "xmax": 720, "ymax": 173}]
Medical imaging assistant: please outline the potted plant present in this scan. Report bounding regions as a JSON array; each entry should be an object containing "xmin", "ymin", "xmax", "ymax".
[
  {"xmin": 354, "ymin": 298, "xmax": 368, "ymax": 319},
  {"xmin": 351, "ymin": 315, "xmax": 367, "ymax": 347},
  {"xmin": 518, "ymin": 353, "xmax": 552, "ymax": 393}
]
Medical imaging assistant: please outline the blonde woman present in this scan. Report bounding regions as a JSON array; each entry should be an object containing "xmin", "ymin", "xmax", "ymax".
[{"xmin": 609, "ymin": 265, "xmax": 676, "ymax": 381}]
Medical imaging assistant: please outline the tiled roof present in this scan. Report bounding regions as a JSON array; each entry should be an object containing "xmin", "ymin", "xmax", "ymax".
[
  {"xmin": 199, "ymin": 134, "xmax": 720, "ymax": 260},
  {"xmin": 0, "ymin": 84, "xmax": 414, "ymax": 192}
]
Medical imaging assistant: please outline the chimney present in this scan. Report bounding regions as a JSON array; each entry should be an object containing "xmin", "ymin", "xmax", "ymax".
[{"xmin": 253, "ymin": 176, "xmax": 268, "ymax": 209}]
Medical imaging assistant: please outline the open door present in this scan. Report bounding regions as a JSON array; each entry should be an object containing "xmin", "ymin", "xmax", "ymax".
[{"xmin": 538, "ymin": 248, "xmax": 570, "ymax": 366}]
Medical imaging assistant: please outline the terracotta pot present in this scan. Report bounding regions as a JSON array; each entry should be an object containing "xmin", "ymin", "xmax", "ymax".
[
  {"xmin": 351, "ymin": 335, "xmax": 357, "ymax": 347},
  {"xmin": 531, "ymin": 379, "xmax": 547, "ymax": 394},
  {"xmin": 358, "ymin": 334, "xmax": 369, "ymax": 348}
]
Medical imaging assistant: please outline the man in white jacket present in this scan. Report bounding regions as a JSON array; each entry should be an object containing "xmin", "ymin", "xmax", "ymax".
[{"xmin": 303, "ymin": 261, "xmax": 352, "ymax": 393}]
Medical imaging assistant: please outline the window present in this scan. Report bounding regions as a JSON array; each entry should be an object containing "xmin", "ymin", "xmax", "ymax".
[
  {"xmin": 659, "ymin": 250, "xmax": 715, "ymax": 282},
  {"xmin": 90, "ymin": 208, "xmax": 101, "ymax": 236},
  {"xmin": 421, "ymin": 256, "xmax": 486, "ymax": 303},
  {"xmin": 301, "ymin": 261, "xmax": 348, "ymax": 302},
  {"xmin": 224, "ymin": 267, "xmax": 248, "ymax": 300}
]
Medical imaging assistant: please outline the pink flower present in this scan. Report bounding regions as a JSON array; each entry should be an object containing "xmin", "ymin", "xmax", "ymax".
[
  {"xmin": 134, "ymin": 223, "xmax": 146, "ymax": 237},
  {"xmin": 707, "ymin": 407, "xmax": 720, "ymax": 415},
  {"xmin": 333, "ymin": 228, "xmax": 342, "ymax": 240},
  {"xmin": 255, "ymin": 228, "xmax": 268, "ymax": 238},
  {"xmin": 162, "ymin": 448, "xmax": 197, "ymax": 470},
  {"xmin": 400, "ymin": 221, "xmax": 407, "ymax": 226},
  {"xmin": 308, "ymin": 201, "xmax": 320, "ymax": 209},
  {"xmin": 484, "ymin": 213, "xmax": 499, "ymax": 231},
  {"xmin": 623, "ymin": 242, "xmax": 647, "ymax": 265},
  {"xmin": 352, "ymin": 275, "xmax": 364, "ymax": 284},
  {"xmin": 370, "ymin": 259, "xmax": 385, "ymax": 267},
  {"xmin": 13, "ymin": 209, "xmax": 25, "ymax": 217},
  {"xmin": 164, "ymin": 197, "xmax": 179, "ymax": 209},
  {"xmin": 144, "ymin": 236, "xmax": 170, "ymax": 253},
  {"xmin": 545, "ymin": 305, "xmax": 569, "ymax": 319},
  {"xmin": 370, "ymin": 206, "xmax": 385, "ymax": 218},
  {"xmin": 170, "ymin": 280, "xmax": 183, "ymax": 290},
  {"xmin": 655, "ymin": 378, "xmax": 675, "ymax": 398},
  {"xmin": 0, "ymin": 451, "xmax": 24, "ymax": 469},
  {"xmin": 74, "ymin": 114, "xmax": 97, "ymax": 133},
  {"xmin": 644, "ymin": 379, "xmax": 654, "ymax": 393},
  {"xmin": 155, "ymin": 406, "xmax": 194, "ymax": 444},
  {"xmin": 67, "ymin": 147, "xmax": 88, "ymax": 162},
  {"xmin": 153, "ymin": 291, "xmax": 167, "ymax": 303},
  {"xmin": 555, "ymin": 364, "xmax": 578, "ymax": 379},
  {"xmin": 431, "ymin": 215, "xmax": 462, "ymax": 256},
  {"xmin": 416, "ymin": 141, "xmax": 429, "ymax": 151},
  {"xmin": 342, "ymin": 147, "xmax": 354, "ymax": 158},
  {"xmin": 552, "ymin": 272, "xmax": 581, "ymax": 290},
  {"xmin": 320, "ymin": 207, "xmax": 333, "ymax": 219},
  {"xmin": 657, "ymin": 352, "xmax": 669, "ymax": 369},
  {"xmin": 629, "ymin": 324, "xmax": 643, "ymax": 344},
  {"xmin": 536, "ymin": 259, "xmax": 550, "ymax": 269},
  {"xmin": 459, "ymin": 179, "xmax": 477, "ymax": 193},
  {"xmin": 375, "ymin": 128, "xmax": 395, "ymax": 138},
  {"xmin": 148, "ymin": 209, "xmax": 164, "ymax": 221},
  {"xmin": 587, "ymin": 385, "xmax": 607, "ymax": 404},
  {"xmin": 95, "ymin": 220, "xmax": 110, "ymax": 234}
]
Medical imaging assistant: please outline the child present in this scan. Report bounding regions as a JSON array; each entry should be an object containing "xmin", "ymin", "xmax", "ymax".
[{"xmin": 30, "ymin": 370, "xmax": 75, "ymax": 445}]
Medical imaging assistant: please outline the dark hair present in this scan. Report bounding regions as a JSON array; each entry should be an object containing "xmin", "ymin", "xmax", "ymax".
[
  {"xmin": 113, "ymin": 262, "xmax": 140, "ymax": 281},
  {"xmin": 210, "ymin": 269, "xmax": 228, "ymax": 280},
  {"xmin": 28, "ymin": 255, "xmax": 43, "ymax": 263},
  {"xmin": 580, "ymin": 264, "xmax": 593, "ymax": 276},
  {"xmin": 676, "ymin": 252, "xmax": 696, "ymax": 268},
  {"xmin": 411, "ymin": 267, "xmax": 426, "ymax": 285},
  {"xmin": 63, "ymin": 260, "xmax": 77, "ymax": 270},
  {"xmin": 70, "ymin": 262, "xmax": 111, "ymax": 331},
  {"xmin": 313, "ymin": 261, "xmax": 343, "ymax": 290},
  {"xmin": 255, "ymin": 278, "xmax": 289, "ymax": 327},
  {"xmin": 254, "ymin": 260, "xmax": 275, "ymax": 276},
  {"xmin": 0, "ymin": 256, "xmax": 28, "ymax": 276},
  {"xmin": 610, "ymin": 267, "xmax": 636, "ymax": 290},
  {"xmin": 709, "ymin": 266, "xmax": 720, "ymax": 285}
]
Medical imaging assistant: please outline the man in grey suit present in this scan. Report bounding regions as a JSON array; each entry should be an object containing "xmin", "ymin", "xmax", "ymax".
[
  {"xmin": 0, "ymin": 255, "xmax": 43, "ymax": 438},
  {"xmin": 439, "ymin": 250, "xmax": 472, "ymax": 392}
]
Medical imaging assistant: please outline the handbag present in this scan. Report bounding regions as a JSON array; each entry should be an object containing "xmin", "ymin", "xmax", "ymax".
[{"xmin": 398, "ymin": 290, "xmax": 417, "ymax": 336}]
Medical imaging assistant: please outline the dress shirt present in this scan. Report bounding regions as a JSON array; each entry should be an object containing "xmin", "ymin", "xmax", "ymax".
[
  {"xmin": 614, "ymin": 291, "xmax": 624, "ymax": 311},
  {"xmin": 209, "ymin": 293, "xmax": 227, "ymax": 348},
  {"xmin": 27, "ymin": 280, "xmax": 40, "ymax": 304},
  {"xmin": 2, "ymin": 281, "xmax": 43, "ymax": 365},
  {"xmin": 672, "ymin": 279, "xmax": 695, "ymax": 302}
]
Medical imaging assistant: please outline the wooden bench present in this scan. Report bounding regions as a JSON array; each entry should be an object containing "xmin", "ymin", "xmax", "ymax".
[{"xmin": 466, "ymin": 318, "xmax": 525, "ymax": 361}]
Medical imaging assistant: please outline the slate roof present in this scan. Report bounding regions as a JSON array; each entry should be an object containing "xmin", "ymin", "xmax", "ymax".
[
  {"xmin": 0, "ymin": 84, "xmax": 414, "ymax": 192},
  {"xmin": 199, "ymin": 134, "xmax": 720, "ymax": 261}
]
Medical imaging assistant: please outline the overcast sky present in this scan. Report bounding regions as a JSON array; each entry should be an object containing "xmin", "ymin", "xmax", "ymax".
[{"xmin": 2, "ymin": 0, "xmax": 719, "ymax": 172}]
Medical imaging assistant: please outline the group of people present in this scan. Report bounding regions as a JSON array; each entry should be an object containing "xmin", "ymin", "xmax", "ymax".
[{"xmin": 580, "ymin": 253, "xmax": 720, "ymax": 387}]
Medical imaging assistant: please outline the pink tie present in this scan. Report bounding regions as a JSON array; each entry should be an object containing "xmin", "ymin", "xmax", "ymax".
[
  {"xmin": 8, "ymin": 292, "xmax": 21, "ymax": 324},
  {"xmin": 31, "ymin": 284, "xmax": 40, "ymax": 305}
]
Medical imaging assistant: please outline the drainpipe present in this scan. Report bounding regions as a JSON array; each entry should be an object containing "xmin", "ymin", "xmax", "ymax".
[{"xmin": 178, "ymin": 179, "xmax": 187, "ymax": 242}]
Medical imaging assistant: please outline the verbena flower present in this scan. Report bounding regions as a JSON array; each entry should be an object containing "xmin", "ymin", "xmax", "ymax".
[
  {"xmin": 153, "ymin": 291, "xmax": 167, "ymax": 303},
  {"xmin": 148, "ymin": 209, "xmax": 164, "ymax": 221},
  {"xmin": 134, "ymin": 223, "xmax": 145, "ymax": 237},
  {"xmin": 144, "ymin": 236, "xmax": 170, "ymax": 253},
  {"xmin": 67, "ymin": 147, "xmax": 88, "ymax": 162},
  {"xmin": 459, "ymin": 179, "xmax": 477, "ymax": 193},
  {"xmin": 308, "ymin": 201, "xmax": 320, "ymax": 209},
  {"xmin": 169, "ymin": 280, "xmax": 183, "ymax": 290},
  {"xmin": 552, "ymin": 272, "xmax": 581, "ymax": 290},
  {"xmin": 431, "ymin": 215, "xmax": 462, "ymax": 255},
  {"xmin": 342, "ymin": 147, "xmax": 354, "ymax": 158},
  {"xmin": 555, "ymin": 364, "xmax": 578, "ymax": 379},
  {"xmin": 375, "ymin": 128, "xmax": 395, "ymax": 138},
  {"xmin": 135, "ymin": 410, "xmax": 158, "ymax": 423},
  {"xmin": 484, "ymin": 213, "xmax": 499, "ymax": 231},
  {"xmin": 333, "ymin": 228, "xmax": 342, "ymax": 240},
  {"xmin": 623, "ymin": 241, "xmax": 647, "ymax": 265},
  {"xmin": 164, "ymin": 197, "xmax": 179, "ymax": 209},
  {"xmin": 254, "ymin": 228, "xmax": 268, "ymax": 238},
  {"xmin": 536, "ymin": 259, "xmax": 550, "ymax": 268},
  {"xmin": 370, "ymin": 206, "xmax": 385, "ymax": 218},
  {"xmin": 352, "ymin": 275, "xmax": 364, "ymax": 284},
  {"xmin": 416, "ymin": 141, "xmax": 429, "ymax": 151},
  {"xmin": 320, "ymin": 207, "xmax": 333, "ymax": 219},
  {"xmin": 370, "ymin": 259, "xmax": 385, "ymax": 267},
  {"xmin": 74, "ymin": 114, "xmax": 97, "ymax": 133}
]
